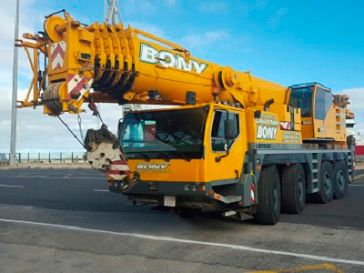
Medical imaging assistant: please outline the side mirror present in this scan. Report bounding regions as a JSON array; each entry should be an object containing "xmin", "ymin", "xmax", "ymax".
[
  {"xmin": 215, "ymin": 119, "xmax": 236, "ymax": 163},
  {"xmin": 117, "ymin": 118, "xmax": 124, "ymax": 139},
  {"xmin": 224, "ymin": 119, "xmax": 236, "ymax": 140}
]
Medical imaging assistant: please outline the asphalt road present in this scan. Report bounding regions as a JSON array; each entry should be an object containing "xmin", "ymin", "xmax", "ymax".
[{"xmin": 0, "ymin": 168, "xmax": 363, "ymax": 273}]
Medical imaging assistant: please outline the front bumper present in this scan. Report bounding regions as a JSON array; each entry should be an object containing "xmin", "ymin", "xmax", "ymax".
[{"xmin": 108, "ymin": 179, "xmax": 245, "ymax": 209}]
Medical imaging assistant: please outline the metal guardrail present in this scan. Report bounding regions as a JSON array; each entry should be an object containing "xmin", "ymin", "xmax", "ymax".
[{"xmin": 0, "ymin": 152, "xmax": 87, "ymax": 166}]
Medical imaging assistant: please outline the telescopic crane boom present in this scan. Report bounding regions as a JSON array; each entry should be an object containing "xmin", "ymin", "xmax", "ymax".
[{"xmin": 17, "ymin": 11, "xmax": 286, "ymax": 116}]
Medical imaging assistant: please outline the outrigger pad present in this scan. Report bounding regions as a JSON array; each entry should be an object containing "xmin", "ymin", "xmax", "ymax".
[
  {"xmin": 84, "ymin": 124, "xmax": 119, "ymax": 151},
  {"xmin": 84, "ymin": 125, "xmax": 126, "ymax": 171}
]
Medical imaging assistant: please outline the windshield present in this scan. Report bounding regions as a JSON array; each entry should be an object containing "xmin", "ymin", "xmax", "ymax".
[
  {"xmin": 290, "ymin": 87, "xmax": 313, "ymax": 117},
  {"xmin": 120, "ymin": 107, "xmax": 208, "ymax": 160}
]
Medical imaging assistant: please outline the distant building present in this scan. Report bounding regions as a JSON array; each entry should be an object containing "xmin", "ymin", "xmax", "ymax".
[{"xmin": 346, "ymin": 118, "xmax": 364, "ymax": 160}]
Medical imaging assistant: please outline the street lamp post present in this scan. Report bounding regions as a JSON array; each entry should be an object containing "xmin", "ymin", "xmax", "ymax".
[{"xmin": 10, "ymin": 0, "xmax": 20, "ymax": 165}]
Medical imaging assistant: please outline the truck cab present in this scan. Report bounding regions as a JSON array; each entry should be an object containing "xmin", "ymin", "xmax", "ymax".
[
  {"xmin": 289, "ymin": 83, "xmax": 346, "ymax": 142},
  {"xmin": 117, "ymin": 103, "xmax": 252, "ymax": 211},
  {"xmin": 119, "ymin": 103, "xmax": 247, "ymax": 184}
]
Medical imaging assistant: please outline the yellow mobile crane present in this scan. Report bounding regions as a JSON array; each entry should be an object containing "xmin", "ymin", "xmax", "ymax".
[{"xmin": 17, "ymin": 11, "xmax": 354, "ymax": 224}]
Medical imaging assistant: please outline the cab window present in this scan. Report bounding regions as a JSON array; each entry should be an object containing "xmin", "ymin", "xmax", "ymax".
[
  {"xmin": 211, "ymin": 111, "xmax": 239, "ymax": 152},
  {"xmin": 290, "ymin": 87, "xmax": 313, "ymax": 117},
  {"xmin": 315, "ymin": 88, "xmax": 332, "ymax": 120}
]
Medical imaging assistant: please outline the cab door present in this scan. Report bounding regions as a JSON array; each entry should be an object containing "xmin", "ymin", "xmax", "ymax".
[
  {"xmin": 204, "ymin": 107, "xmax": 246, "ymax": 182},
  {"xmin": 289, "ymin": 85, "xmax": 314, "ymax": 140},
  {"xmin": 313, "ymin": 87, "xmax": 335, "ymax": 139}
]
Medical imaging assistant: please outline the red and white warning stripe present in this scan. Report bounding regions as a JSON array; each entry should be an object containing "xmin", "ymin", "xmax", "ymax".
[
  {"xmin": 107, "ymin": 160, "xmax": 130, "ymax": 181},
  {"xmin": 250, "ymin": 183, "xmax": 256, "ymax": 203},
  {"xmin": 67, "ymin": 74, "xmax": 93, "ymax": 100},
  {"xmin": 280, "ymin": 122, "xmax": 292, "ymax": 130},
  {"xmin": 50, "ymin": 41, "xmax": 66, "ymax": 70}
]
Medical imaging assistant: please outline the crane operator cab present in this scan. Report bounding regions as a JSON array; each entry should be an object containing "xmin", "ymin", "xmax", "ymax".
[{"xmin": 288, "ymin": 83, "xmax": 346, "ymax": 143}]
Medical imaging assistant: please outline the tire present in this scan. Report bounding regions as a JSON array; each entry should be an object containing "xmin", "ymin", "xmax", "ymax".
[
  {"xmin": 254, "ymin": 165, "xmax": 281, "ymax": 225},
  {"xmin": 312, "ymin": 161, "xmax": 334, "ymax": 203},
  {"xmin": 333, "ymin": 161, "xmax": 348, "ymax": 199},
  {"xmin": 282, "ymin": 164, "xmax": 306, "ymax": 214}
]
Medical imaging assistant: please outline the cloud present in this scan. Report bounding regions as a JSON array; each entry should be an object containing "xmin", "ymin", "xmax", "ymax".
[
  {"xmin": 165, "ymin": 0, "xmax": 177, "ymax": 6},
  {"xmin": 0, "ymin": 0, "xmax": 38, "ymax": 81},
  {"xmin": 339, "ymin": 87, "xmax": 364, "ymax": 137},
  {"xmin": 181, "ymin": 30, "xmax": 229, "ymax": 49},
  {"xmin": 0, "ymin": 0, "xmax": 43, "ymax": 152},
  {"xmin": 128, "ymin": 21, "xmax": 165, "ymax": 37},
  {"xmin": 0, "ymin": 85, "xmax": 124, "ymax": 152},
  {"xmin": 122, "ymin": 0, "xmax": 156, "ymax": 14},
  {"xmin": 121, "ymin": 0, "xmax": 177, "ymax": 17},
  {"xmin": 340, "ymin": 87, "xmax": 364, "ymax": 118},
  {"xmin": 198, "ymin": 1, "xmax": 229, "ymax": 13}
]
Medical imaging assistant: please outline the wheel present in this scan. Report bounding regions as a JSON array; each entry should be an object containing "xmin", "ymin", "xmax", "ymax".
[
  {"xmin": 333, "ymin": 161, "xmax": 348, "ymax": 199},
  {"xmin": 312, "ymin": 161, "xmax": 334, "ymax": 203},
  {"xmin": 254, "ymin": 165, "xmax": 281, "ymax": 225},
  {"xmin": 282, "ymin": 164, "xmax": 305, "ymax": 214}
]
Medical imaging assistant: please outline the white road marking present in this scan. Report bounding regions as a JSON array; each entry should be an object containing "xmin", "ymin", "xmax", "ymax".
[
  {"xmin": 0, "ymin": 218, "xmax": 363, "ymax": 266},
  {"xmin": 93, "ymin": 189, "xmax": 110, "ymax": 192},
  {"xmin": 349, "ymin": 184, "xmax": 364, "ymax": 187},
  {"xmin": 0, "ymin": 184, "xmax": 23, "ymax": 189}
]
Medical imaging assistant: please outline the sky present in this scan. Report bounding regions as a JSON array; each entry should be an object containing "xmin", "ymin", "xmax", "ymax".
[{"xmin": 0, "ymin": 0, "xmax": 363, "ymax": 152}]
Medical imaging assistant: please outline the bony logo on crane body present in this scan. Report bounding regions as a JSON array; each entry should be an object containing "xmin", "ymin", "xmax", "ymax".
[
  {"xmin": 256, "ymin": 114, "xmax": 279, "ymax": 140},
  {"xmin": 139, "ymin": 43, "xmax": 208, "ymax": 74},
  {"xmin": 257, "ymin": 125, "xmax": 278, "ymax": 140},
  {"xmin": 136, "ymin": 163, "xmax": 170, "ymax": 172}
]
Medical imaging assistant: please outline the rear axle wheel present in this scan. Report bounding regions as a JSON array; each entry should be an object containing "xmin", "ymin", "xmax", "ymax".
[
  {"xmin": 312, "ymin": 161, "xmax": 334, "ymax": 203},
  {"xmin": 333, "ymin": 160, "xmax": 348, "ymax": 199},
  {"xmin": 282, "ymin": 164, "xmax": 305, "ymax": 214}
]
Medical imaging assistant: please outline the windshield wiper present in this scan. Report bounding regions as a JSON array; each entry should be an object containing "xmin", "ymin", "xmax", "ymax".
[
  {"xmin": 125, "ymin": 151, "xmax": 151, "ymax": 162},
  {"xmin": 174, "ymin": 150, "xmax": 191, "ymax": 162},
  {"xmin": 158, "ymin": 152, "xmax": 170, "ymax": 162},
  {"xmin": 140, "ymin": 153, "xmax": 151, "ymax": 162}
]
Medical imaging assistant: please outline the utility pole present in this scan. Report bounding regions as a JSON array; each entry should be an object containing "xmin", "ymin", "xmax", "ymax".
[{"xmin": 10, "ymin": 0, "xmax": 19, "ymax": 165}]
